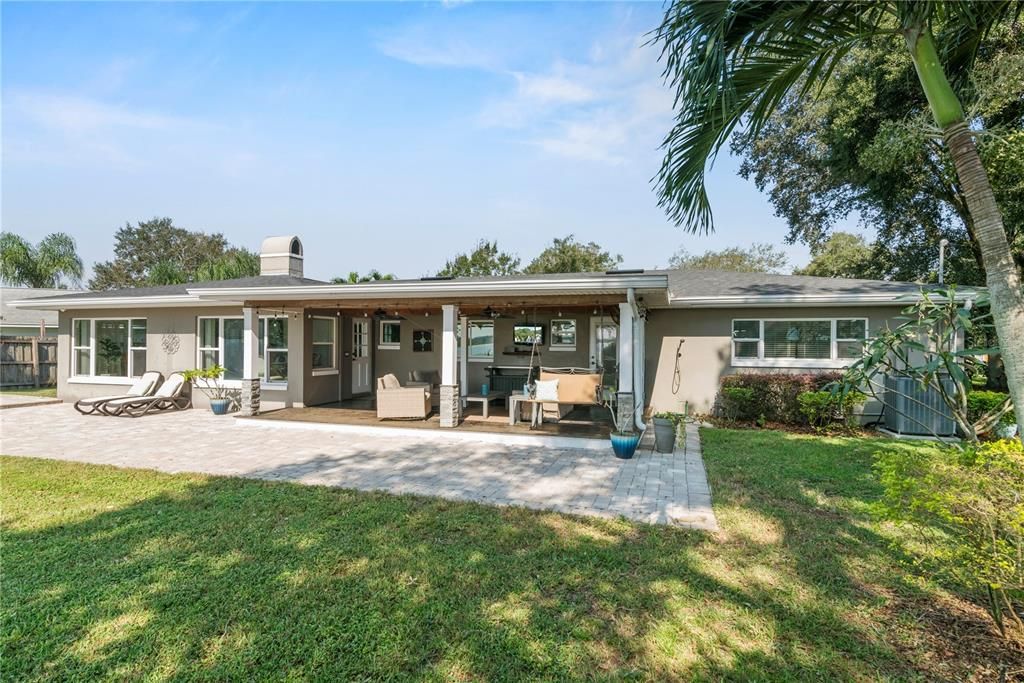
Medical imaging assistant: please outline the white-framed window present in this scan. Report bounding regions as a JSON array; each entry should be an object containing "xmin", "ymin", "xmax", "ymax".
[
  {"xmin": 378, "ymin": 320, "xmax": 401, "ymax": 350},
  {"xmin": 468, "ymin": 320, "xmax": 494, "ymax": 361},
  {"xmin": 197, "ymin": 315, "xmax": 288, "ymax": 383},
  {"xmin": 311, "ymin": 316, "xmax": 336, "ymax": 373},
  {"xmin": 549, "ymin": 319, "xmax": 577, "ymax": 350},
  {"xmin": 71, "ymin": 318, "xmax": 147, "ymax": 378},
  {"xmin": 731, "ymin": 318, "xmax": 868, "ymax": 368}
]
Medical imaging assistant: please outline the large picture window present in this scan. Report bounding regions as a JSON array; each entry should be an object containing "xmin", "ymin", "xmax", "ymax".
[
  {"xmin": 71, "ymin": 318, "xmax": 147, "ymax": 378},
  {"xmin": 198, "ymin": 315, "xmax": 288, "ymax": 383},
  {"xmin": 468, "ymin": 320, "xmax": 494, "ymax": 361},
  {"xmin": 731, "ymin": 318, "xmax": 868, "ymax": 368}
]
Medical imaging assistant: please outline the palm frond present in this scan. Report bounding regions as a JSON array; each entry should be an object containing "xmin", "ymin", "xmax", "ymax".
[{"xmin": 652, "ymin": 1, "xmax": 895, "ymax": 233}]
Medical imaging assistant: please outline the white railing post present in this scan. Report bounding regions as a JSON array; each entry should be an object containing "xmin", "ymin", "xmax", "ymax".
[
  {"xmin": 240, "ymin": 306, "xmax": 261, "ymax": 416},
  {"xmin": 440, "ymin": 304, "xmax": 460, "ymax": 427}
]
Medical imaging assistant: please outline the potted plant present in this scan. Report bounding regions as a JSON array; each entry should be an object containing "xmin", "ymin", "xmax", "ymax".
[
  {"xmin": 652, "ymin": 412, "xmax": 681, "ymax": 453},
  {"xmin": 602, "ymin": 388, "xmax": 643, "ymax": 459},
  {"xmin": 183, "ymin": 365, "xmax": 233, "ymax": 415}
]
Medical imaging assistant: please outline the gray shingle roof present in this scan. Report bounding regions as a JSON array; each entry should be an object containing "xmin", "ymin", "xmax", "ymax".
[
  {"xmin": 661, "ymin": 269, "xmax": 956, "ymax": 301},
  {"xmin": 21, "ymin": 275, "xmax": 326, "ymax": 301},
  {"xmin": 1, "ymin": 288, "xmax": 81, "ymax": 327}
]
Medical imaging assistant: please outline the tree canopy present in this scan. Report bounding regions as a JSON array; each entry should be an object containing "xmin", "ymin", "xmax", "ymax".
[
  {"xmin": 90, "ymin": 218, "xmax": 258, "ymax": 290},
  {"xmin": 437, "ymin": 240, "xmax": 521, "ymax": 278},
  {"xmin": 669, "ymin": 242, "xmax": 788, "ymax": 273},
  {"xmin": 0, "ymin": 232, "xmax": 83, "ymax": 288},
  {"xmin": 523, "ymin": 235, "xmax": 622, "ymax": 274},
  {"xmin": 730, "ymin": 18, "xmax": 1023, "ymax": 285},
  {"xmin": 331, "ymin": 270, "xmax": 395, "ymax": 284},
  {"xmin": 795, "ymin": 232, "xmax": 875, "ymax": 279}
]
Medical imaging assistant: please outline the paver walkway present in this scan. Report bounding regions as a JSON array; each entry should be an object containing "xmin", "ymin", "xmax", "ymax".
[
  {"xmin": 0, "ymin": 403, "xmax": 718, "ymax": 530},
  {"xmin": 0, "ymin": 393, "xmax": 60, "ymax": 409}
]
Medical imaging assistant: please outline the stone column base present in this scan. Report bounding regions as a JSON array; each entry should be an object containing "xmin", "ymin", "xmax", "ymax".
[
  {"xmin": 615, "ymin": 391, "xmax": 635, "ymax": 432},
  {"xmin": 439, "ymin": 384, "xmax": 460, "ymax": 427},
  {"xmin": 240, "ymin": 378, "xmax": 261, "ymax": 416}
]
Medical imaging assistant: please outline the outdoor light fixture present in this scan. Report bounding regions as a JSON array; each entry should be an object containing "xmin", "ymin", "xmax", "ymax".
[{"xmin": 373, "ymin": 308, "xmax": 387, "ymax": 318}]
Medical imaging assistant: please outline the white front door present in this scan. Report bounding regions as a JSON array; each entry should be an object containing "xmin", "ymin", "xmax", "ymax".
[
  {"xmin": 351, "ymin": 319, "xmax": 371, "ymax": 394},
  {"xmin": 589, "ymin": 316, "xmax": 618, "ymax": 389}
]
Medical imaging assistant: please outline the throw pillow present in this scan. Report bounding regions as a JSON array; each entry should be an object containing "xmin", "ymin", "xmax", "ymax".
[{"xmin": 534, "ymin": 378, "xmax": 559, "ymax": 402}]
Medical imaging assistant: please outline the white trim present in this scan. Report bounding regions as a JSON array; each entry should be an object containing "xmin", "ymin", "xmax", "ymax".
[
  {"xmin": 466, "ymin": 319, "xmax": 494, "ymax": 362},
  {"xmin": 70, "ymin": 317, "xmax": 147, "ymax": 380},
  {"xmin": 13, "ymin": 295, "xmax": 240, "ymax": 310},
  {"xmin": 310, "ymin": 315, "xmax": 337, "ymax": 372},
  {"xmin": 187, "ymin": 274, "xmax": 668, "ymax": 301},
  {"xmin": 671, "ymin": 290, "xmax": 977, "ymax": 308},
  {"xmin": 259, "ymin": 251, "xmax": 304, "ymax": 259},
  {"xmin": 730, "ymin": 316, "xmax": 868, "ymax": 368},
  {"xmin": 548, "ymin": 318, "xmax": 577, "ymax": 351},
  {"xmin": 378, "ymin": 319, "xmax": 401, "ymax": 350}
]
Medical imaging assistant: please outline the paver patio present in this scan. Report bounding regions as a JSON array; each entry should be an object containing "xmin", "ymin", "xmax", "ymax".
[{"xmin": 0, "ymin": 403, "xmax": 717, "ymax": 530}]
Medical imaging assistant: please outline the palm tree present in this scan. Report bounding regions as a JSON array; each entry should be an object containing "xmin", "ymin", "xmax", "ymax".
[
  {"xmin": 331, "ymin": 270, "xmax": 395, "ymax": 284},
  {"xmin": 0, "ymin": 231, "xmax": 83, "ymax": 288},
  {"xmin": 653, "ymin": 1, "xmax": 1024, "ymax": 429}
]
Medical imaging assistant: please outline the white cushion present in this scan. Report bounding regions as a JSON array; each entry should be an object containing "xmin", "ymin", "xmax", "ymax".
[
  {"xmin": 156, "ymin": 374, "xmax": 185, "ymax": 397},
  {"xmin": 534, "ymin": 378, "xmax": 559, "ymax": 402},
  {"xmin": 381, "ymin": 374, "xmax": 401, "ymax": 390}
]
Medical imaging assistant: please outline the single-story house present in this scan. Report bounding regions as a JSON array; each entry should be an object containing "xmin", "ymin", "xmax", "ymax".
[
  {"xmin": 11, "ymin": 235, "xmax": 954, "ymax": 431},
  {"xmin": 1, "ymin": 287, "xmax": 73, "ymax": 337}
]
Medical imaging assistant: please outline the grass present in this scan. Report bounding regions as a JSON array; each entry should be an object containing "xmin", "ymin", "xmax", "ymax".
[
  {"xmin": 0, "ymin": 385, "xmax": 57, "ymax": 398},
  {"xmin": 3, "ymin": 429, "xmax": 1019, "ymax": 681}
]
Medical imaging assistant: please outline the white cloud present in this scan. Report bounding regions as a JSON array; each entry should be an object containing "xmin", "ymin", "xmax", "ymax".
[{"xmin": 9, "ymin": 91, "xmax": 193, "ymax": 134}]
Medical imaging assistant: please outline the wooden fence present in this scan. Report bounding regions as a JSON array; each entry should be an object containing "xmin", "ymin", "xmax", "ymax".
[{"xmin": 0, "ymin": 336, "xmax": 57, "ymax": 387}]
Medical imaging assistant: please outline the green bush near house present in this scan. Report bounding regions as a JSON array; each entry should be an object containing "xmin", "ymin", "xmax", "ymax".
[
  {"xmin": 798, "ymin": 390, "xmax": 866, "ymax": 431},
  {"xmin": 719, "ymin": 372, "xmax": 842, "ymax": 424},
  {"xmin": 967, "ymin": 390, "xmax": 1014, "ymax": 428},
  {"xmin": 719, "ymin": 387, "xmax": 755, "ymax": 421}
]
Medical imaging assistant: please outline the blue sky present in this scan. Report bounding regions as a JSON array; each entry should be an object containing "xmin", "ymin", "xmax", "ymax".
[{"xmin": 2, "ymin": 1, "xmax": 812, "ymax": 282}]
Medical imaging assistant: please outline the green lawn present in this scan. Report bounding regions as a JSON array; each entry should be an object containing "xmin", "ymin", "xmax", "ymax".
[
  {"xmin": 0, "ymin": 385, "xmax": 57, "ymax": 398},
  {"xmin": 2, "ymin": 430, "xmax": 1017, "ymax": 681}
]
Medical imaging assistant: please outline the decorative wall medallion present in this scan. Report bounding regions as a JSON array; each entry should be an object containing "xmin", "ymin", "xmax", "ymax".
[
  {"xmin": 413, "ymin": 330, "xmax": 433, "ymax": 352},
  {"xmin": 161, "ymin": 333, "xmax": 180, "ymax": 355}
]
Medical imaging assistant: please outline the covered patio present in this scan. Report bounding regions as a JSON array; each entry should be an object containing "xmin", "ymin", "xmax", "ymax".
[{"xmin": 186, "ymin": 270, "xmax": 667, "ymax": 439}]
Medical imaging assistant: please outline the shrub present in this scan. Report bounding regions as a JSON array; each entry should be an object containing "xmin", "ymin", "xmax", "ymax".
[
  {"xmin": 874, "ymin": 439, "xmax": 1024, "ymax": 638},
  {"xmin": 720, "ymin": 387, "xmax": 755, "ymax": 421},
  {"xmin": 719, "ymin": 373, "xmax": 842, "ymax": 424},
  {"xmin": 967, "ymin": 391, "xmax": 1014, "ymax": 429},
  {"xmin": 798, "ymin": 390, "xmax": 866, "ymax": 430}
]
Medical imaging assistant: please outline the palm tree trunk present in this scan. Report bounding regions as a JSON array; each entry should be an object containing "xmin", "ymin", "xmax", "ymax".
[
  {"xmin": 906, "ymin": 26, "xmax": 1024, "ymax": 432},
  {"xmin": 944, "ymin": 122, "xmax": 1024, "ymax": 431}
]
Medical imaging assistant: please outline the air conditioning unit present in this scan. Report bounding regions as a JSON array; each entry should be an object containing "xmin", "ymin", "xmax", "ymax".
[{"xmin": 882, "ymin": 374, "xmax": 957, "ymax": 437}]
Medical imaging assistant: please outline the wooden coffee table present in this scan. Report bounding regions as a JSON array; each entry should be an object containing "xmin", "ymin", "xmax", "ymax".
[{"xmin": 464, "ymin": 391, "xmax": 507, "ymax": 419}]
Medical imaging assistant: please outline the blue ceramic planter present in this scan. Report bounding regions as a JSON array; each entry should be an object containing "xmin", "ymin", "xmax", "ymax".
[
  {"xmin": 210, "ymin": 399, "xmax": 231, "ymax": 415},
  {"xmin": 610, "ymin": 432, "xmax": 641, "ymax": 459}
]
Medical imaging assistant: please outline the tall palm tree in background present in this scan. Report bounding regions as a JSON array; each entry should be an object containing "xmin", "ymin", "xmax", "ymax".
[
  {"xmin": 0, "ymin": 231, "xmax": 83, "ymax": 288},
  {"xmin": 653, "ymin": 1, "xmax": 1024, "ymax": 429}
]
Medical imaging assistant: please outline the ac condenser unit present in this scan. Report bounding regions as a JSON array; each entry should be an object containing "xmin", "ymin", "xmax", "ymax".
[{"xmin": 882, "ymin": 374, "xmax": 957, "ymax": 437}]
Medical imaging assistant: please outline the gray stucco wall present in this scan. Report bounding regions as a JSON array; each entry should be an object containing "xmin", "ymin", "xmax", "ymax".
[
  {"xmin": 644, "ymin": 305, "xmax": 907, "ymax": 418},
  {"xmin": 57, "ymin": 307, "xmax": 305, "ymax": 410}
]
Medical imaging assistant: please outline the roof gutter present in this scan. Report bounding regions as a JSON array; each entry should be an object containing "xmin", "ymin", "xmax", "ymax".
[
  {"xmin": 668, "ymin": 290, "xmax": 979, "ymax": 308},
  {"xmin": 6, "ymin": 295, "xmax": 242, "ymax": 310},
  {"xmin": 188, "ymin": 274, "xmax": 669, "ymax": 301}
]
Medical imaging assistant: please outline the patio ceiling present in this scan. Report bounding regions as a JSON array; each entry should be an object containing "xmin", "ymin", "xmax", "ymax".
[{"xmin": 245, "ymin": 296, "xmax": 634, "ymax": 315}]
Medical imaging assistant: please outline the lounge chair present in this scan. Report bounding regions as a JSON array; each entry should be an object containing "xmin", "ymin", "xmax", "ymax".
[
  {"xmin": 376, "ymin": 373, "xmax": 431, "ymax": 420},
  {"xmin": 74, "ymin": 371, "xmax": 163, "ymax": 415},
  {"xmin": 100, "ymin": 372, "xmax": 191, "ymax": 417}
]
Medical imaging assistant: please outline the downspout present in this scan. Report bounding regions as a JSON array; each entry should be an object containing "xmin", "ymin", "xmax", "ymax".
[{"xmin": 627, "ymin": 288, "xmax": 647, "ymax": 432}]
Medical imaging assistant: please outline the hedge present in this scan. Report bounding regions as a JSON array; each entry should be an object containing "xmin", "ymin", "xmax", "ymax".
[{"xmin": 719, "ymin": 372, "xmax": 843, "ymax": 424}]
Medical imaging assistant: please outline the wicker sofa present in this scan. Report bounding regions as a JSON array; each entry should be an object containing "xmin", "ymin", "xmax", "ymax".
[{"xmin": 376, "ymin": 374, "xmax": 431, "ymax": 420}]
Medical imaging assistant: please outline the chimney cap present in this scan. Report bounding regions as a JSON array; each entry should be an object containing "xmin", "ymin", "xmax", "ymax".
[{"xmin": 260, "ymin": 235, "xmax": 303, "ymax": 258}]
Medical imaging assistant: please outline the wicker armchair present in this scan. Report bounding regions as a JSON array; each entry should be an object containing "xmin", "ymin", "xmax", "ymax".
[{"xmin": 376, "ymin": 373, "xmax": 431, "ymax": 420}]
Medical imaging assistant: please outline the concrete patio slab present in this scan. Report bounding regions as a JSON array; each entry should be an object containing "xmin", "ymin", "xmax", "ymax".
[
  {"xmin": 0, "ymin": 394, "xmax": 60, "ymax": 409},
  {"xmin": 0, "ymin": 403, "xmax": 718, "ymax": 530}
]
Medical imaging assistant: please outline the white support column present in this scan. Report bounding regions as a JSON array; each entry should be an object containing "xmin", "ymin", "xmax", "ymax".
[
  {"xmin": 459, "ymin": 315, "xmax": 469, "ymax": 402},
  {"xmin": 440, "ymin": 304, "xmax": 460, "ymax": 427},
  {"xmin": 240, "ymin": 306, "xmax": 261, "ymax": 416},
  {"xmin": 618, "ymin": 302, "xmax": 634, "ymax": 394}
]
